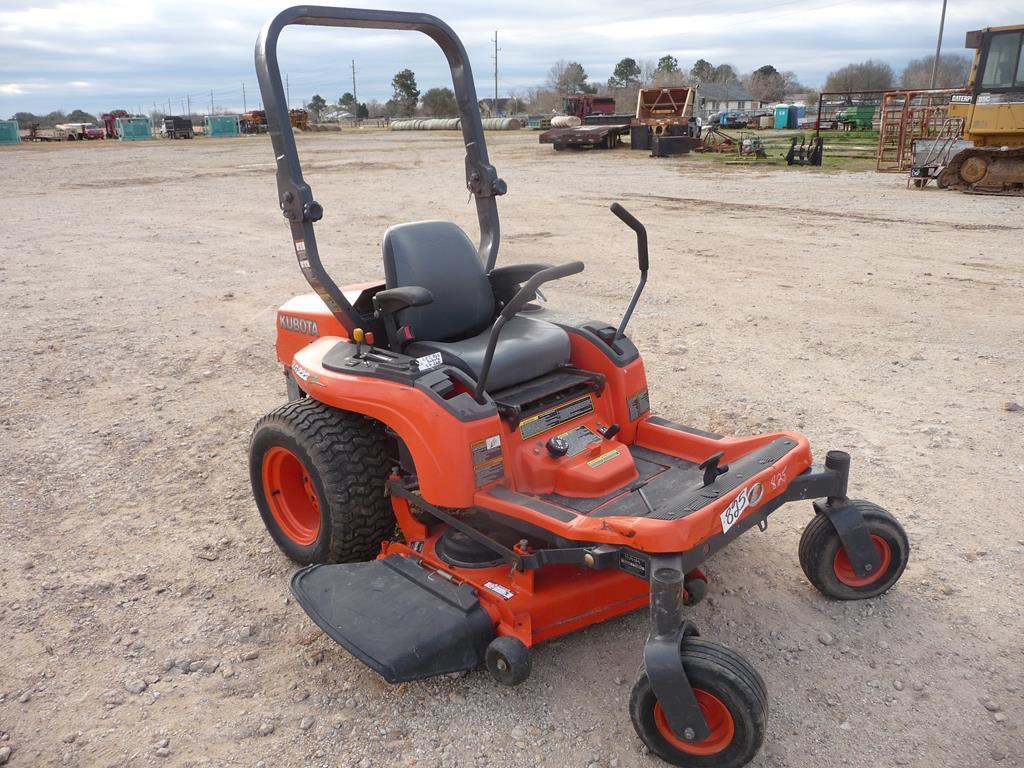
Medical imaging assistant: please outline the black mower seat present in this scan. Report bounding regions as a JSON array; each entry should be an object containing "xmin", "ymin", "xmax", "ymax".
[
  {"xmin": 383, "ymin": 220, "xmax": 570, "ymax": 392},
  {"xmin": 408, "ymin": 315, "xmax": 569, "ymax": 393}
]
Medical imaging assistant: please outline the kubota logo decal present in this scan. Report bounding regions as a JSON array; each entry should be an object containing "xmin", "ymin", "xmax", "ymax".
[
  {"xmin": 720, "ymin": 482, "xmax": 764, "ymax": 534},
  {"xmin": 279, "ymin": 314, "xmax": 319, "ymax": 336}
]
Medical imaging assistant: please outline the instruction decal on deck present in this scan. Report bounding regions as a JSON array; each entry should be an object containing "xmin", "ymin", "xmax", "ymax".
[
  {"xmin": 586, "ymin": 449, "xmax": 620, "ymax": 468},
  {"xmin": 558, "ymin": 425, "xmax": 602, "ymax": 457},
  {"xmin": 483, "ymin": 581, "xmax": 514, "ymax": 600},
  {"xmin": 627, "ymin": 388, "xmax": 651, "ymax": 421},
  {"xmin": 471, "ymin": 435, "xmax": 504, "ymax": 487},
  {"xmin": 519, "ymin": 395, "xmax": 594, "ymax": 439}
]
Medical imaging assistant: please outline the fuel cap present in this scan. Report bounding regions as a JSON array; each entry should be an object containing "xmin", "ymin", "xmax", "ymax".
[{"xmin": 546, "ymin": 436, "xmax": 569, "ymax": 458}]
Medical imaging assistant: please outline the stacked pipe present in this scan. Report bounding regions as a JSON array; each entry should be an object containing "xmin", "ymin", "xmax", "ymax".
[
  {"xmin": 550, "ymin": 116, "xmax": 581, "ymax": 128},
  {"xmin": 390, "ymin": 117, "xmax": 523, "ymax": 131},
  {"xmin": 390, "ymin": 118, "xmax": 461, "ymax": 130}
]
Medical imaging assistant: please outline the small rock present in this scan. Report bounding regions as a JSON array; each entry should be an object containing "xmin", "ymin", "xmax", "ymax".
[
  {"xmin": 993, "ymin": 712, "xmax": 1006, "ymax": 723},
  {"xmin": 940, "ymin": 584, "xmax": 955, "ymax": 596},
  {"xmin": 293, "ymin": 690, "xmax": 309, "ymax": 703},
  {"xmin": 912, "ymin": 681, "xmax": 925, "ymax": 692},
  {"xmin": 0, "ymin": 746, "xmax": 10, "ymax": 765},
  {"xmin": 983, "ymin": 700, "xmax": 1002, "ymax": 712},
  {"xmin": 240, "ymin": 650, "xmax": 259, "ymax": 662},
  {"xmin": 1004, "ymin": 401, "xmax": 1022, "ymax": 412},
  {"xmin": 18, "ymin": 690, "xmax": 32, "ymax": 703},
  {"xmin": 299, "ymin": 716, "xmax": 314, "ymax": 731},
  {"xmin": 100, "ymin": 689, "xmax": 125, "ymax": 706},
  {"xmin": 63, "ymin": 734, "xmax": 76, "ymax": 744},
  {"xmin": 239, "ymin": 625, "xmax": 254, "ymax": 639},
  {"xmin": 358, "ymin": 759, "xmax": 372, "ymax": 768},
  {"xmin": 613, "ymin": 676, "xmax": 624, "ymax": 686},
  {"xmin": 124, "ymin": 679, "xmax": 148, "ymax": 694},
  {"xmin": 220, "ymin": 664, "xmax": 236, "ymax": 679},
  {"xmin": 893, "ymin": 680, "xmax": 904, "ymax": 691},
  {"xmin": 992, "ymin": 749, "xmax": 1006, "ymax": 761},
  {"xmin": 258, "ymin": 722, "xmax": 275, "ymax": 736},
  {"xmin": 156, "ymin": 747, "xmax": 170, "ymax": 758},
  {"xmin": 188, "ymin": 661, "xmax": 205, "ymax": 673},
  {"xmin": 818, "ymin": 632, "xmax": 835, "ymax": 646}
]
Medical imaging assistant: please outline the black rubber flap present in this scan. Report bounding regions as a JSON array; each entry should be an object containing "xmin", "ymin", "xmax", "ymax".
[{"xmin": 290, "ymin": 555, "xmax": 494, "ymax": 683}]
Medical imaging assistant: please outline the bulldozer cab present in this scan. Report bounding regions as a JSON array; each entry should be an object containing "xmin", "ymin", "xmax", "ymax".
[
  {"xmin": 969, "ymin": 26, "xmax": 1024, "ymax": 93},
  {"xmin": 950, "ymin": 25, "xmax": 1024, "ymax": 149}
]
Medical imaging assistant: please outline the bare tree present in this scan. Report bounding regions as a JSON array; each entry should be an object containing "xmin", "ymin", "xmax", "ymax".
[
  {"xmin": 824, "ymin": 60, "xmax": 894, "ymax": 92},
  {"xmin": 899, "ymin": 54, "xmax": 971, "ymax": 89}
]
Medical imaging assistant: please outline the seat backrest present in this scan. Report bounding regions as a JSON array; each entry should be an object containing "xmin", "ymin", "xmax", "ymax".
[{"xmin": 383, "ymin": 221, "xmax": 495, "ymax": 342}]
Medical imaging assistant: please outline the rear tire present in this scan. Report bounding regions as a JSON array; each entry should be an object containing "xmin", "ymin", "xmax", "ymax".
[
  {"xmin": 249, "ymin": 398, "xmax": 394, "ymax": 565},
  {"xmin": 799, "ymin": 500, "xmax": 909, "ymax": 600},
  {"xmin": 629, "ymin": 638, "xmax": 767, "ymax": 768}
]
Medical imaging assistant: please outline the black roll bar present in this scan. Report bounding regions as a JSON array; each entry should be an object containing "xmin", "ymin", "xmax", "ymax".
[{"xmin": 255, "ymin": 6, "xmax": 506, "ymax": 333}]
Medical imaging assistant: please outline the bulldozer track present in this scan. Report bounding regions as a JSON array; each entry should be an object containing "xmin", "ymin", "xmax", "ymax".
[{"xmin": 940, "ymin": 146, "xmax": 1024, "ymax": 196}]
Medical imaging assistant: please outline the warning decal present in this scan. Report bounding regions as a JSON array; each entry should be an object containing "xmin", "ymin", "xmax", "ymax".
[
  {"xmin": 471, "ymin": 435, "xmax": 504, "ymax": 486},
  {"xmin": 519, "ymin": 395, "xmax": 595, "ymax": 439},
  {"xmin": 628, "ymin": 388, "xmax": 651, "ymax": 421},
  {"xmin": 587, "ymin": 449, "xmax": 620, "ymax": 468}
]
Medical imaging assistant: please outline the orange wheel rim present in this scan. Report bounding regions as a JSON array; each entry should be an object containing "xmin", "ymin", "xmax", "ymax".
[
  {"xmin": 261, "ymin": 446, "xmax": 321, "ymax": 545},
  {"xmin": 654, "ymin": 688, "xmax": 735, "ymax": 756},
  {"xmin": 833, "ymin": 535, "xmax": 891, "ymax": 587}
]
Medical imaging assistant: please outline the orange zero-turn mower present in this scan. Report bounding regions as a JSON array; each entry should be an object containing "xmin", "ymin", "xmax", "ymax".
[{"xmin": 249, "ymin": 8, "xmax": 910, "ymax": 767}]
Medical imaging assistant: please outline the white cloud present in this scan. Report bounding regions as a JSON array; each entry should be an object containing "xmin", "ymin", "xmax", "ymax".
[{"xmin": 0, "ymin": 0, "xmax": 1017, "ymax": 115}]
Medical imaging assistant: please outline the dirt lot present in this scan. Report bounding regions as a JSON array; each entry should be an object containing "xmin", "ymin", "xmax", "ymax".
[{"xmin": 1, "ymin": 130, "xmax": 1022, "ymax": 768}]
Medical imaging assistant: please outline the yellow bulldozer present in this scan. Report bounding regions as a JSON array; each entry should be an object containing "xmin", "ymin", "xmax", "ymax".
[{"xmin": 939, "ymin": 24, "xmax": 1024, "ymax": 194}]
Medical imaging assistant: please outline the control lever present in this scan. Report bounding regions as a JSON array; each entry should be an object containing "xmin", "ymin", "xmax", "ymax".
[
  {"xmin": 698, "ymin": 451, "xmax": 728, "ymax": 487},
  {"xmin": 609, "ymin": 202, "xmax": 649, "ymax": 341},
  {"xmin": 474, "ymin": 260, "xmax": 584, "ymax": 398}
]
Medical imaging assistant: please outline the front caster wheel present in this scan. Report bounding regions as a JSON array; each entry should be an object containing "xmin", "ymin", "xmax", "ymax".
[
  {"xmin": 485, "ymin": 636, "xmax": 531, "ymax": 686},
  {"xmin": 799, "ymin": 500, "xmax": 909, "ymax": 600},
  {"xmin": 629, "ymin": 638, "xmax": 767, "ymax": 768}
]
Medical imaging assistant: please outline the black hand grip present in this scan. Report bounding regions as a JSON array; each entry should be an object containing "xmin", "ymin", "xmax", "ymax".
[
  {"xmin": 610, "ymin": 202, "xmax": 649, "ymax": 272},
  {"xmin": 500, "ymin": 260, "xmax": 584, "ymax": 320}
]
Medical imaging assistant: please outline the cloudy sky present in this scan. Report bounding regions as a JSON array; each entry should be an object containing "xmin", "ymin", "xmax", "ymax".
[{"xmin": 0, "ymin": 0, "xmax": 1017, "ymax": 117}]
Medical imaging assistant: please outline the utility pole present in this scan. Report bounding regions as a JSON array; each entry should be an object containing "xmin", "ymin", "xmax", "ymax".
[
  {"xmin": 491, "ymin": 31, "xmax": 500, "ymax": 112},
  {"xmin": 210, "ymin": 89, "xmax": 214, "ymax": 115},
  {"xmin": 167, "ymin": 98, "xmax": 172, "ymax": 115},
  {"xmin": 929, "ymin": 0, "xmax": 948, "ymax": 89},
  {"xmin": 186, "ymin": 94, "xmax": 191, "ymax": 118},
  {"xmin": 242, "ymin": 82, "xmax": 247, "ymax": 112},
  {"xmin": 351, "ymin": 59, "xmax": 358, "ymax": 101}
]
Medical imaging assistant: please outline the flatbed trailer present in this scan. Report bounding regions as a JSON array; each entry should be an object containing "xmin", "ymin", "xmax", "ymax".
[{"xmin": 539, "ymin": 123, "xmax": 629, "ymax": 150}]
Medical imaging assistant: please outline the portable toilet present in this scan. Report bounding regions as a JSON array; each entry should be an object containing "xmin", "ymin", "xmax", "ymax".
[
  {"xmin": 205, "ymin": 115, "xmax": 240, "ymax": 137},
  {"xmin": 788, "ymin": 105, "xmax": 806, "ymax": 129},
  {"xmin": 773, "ymin": 105, "xmax": 789, "ymax": 129},
  {"xmin": 0, "ymin": 120, "xmax": 20, "ymax": 145},
  {"xmin": 116, "ymin": 117, "xmax": 153, "ymax": 140}
]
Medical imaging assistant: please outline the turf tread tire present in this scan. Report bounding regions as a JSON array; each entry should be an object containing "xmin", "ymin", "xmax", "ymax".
[
  {"xmin": 629, "ymin": 638, "xmax": 767, "ymax": 768},
  {"xmin": 798, "ymin": 500, "xmax": 909, "ymax": 600},
  {"xmin": 250, "ymin": 398, "xmax": 394, "ymax": 565}
]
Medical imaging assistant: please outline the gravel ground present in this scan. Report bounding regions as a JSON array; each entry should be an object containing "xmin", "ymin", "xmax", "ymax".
[{"xmin": 1, "ymin": 131, "xmax": 1022, "ymax": 768}]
